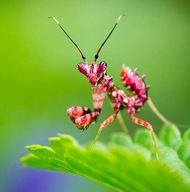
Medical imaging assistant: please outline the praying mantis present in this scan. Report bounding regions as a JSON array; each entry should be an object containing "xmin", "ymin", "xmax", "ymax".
[{"xmin": 49, "ymin": 15, "xmax": 173, "ymax": 161}]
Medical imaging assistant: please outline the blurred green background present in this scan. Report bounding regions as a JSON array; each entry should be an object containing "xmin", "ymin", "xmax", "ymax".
[{"xmin": 1, "ymin": 0, "xmax": 190, "ymax": 191}]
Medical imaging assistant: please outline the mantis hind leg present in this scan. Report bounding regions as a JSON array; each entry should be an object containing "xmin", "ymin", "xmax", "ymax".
[
  {"xmin": 131, "ymin": 116, "xmax": 159, "ymax": 162},
  {"xmin": 147, "ymin": 97, "xmax": 174, "ymax": 126}
]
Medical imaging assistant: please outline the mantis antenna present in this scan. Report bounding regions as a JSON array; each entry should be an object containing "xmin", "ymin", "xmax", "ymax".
[
  {"xmin": 49, "ymin": 15, "xmax": 125, "ymax": 62},
  {"xmin": 94, "ymin": 14, "xmax": 125, "ymax": 61},
  {"xmin": 49, "ymin": 16, "xmax": 86, "ymax": 61}
]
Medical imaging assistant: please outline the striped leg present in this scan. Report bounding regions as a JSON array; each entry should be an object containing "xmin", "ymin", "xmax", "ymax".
[
  {"xmin": 131, "ymin": 117, "xmax": 152, "ymax": 130},
  {"xmin": 92, "ymin": 113, "xmax": 117, "ymax": 147},
  {"xmin": 131, "ymin": 116, "xmax": 159, "ymax": 162}
]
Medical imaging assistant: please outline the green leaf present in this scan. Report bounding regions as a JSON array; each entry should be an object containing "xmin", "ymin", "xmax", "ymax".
[
  {"xmin": 21, "ymin": 125, "xmax": 190, "ymax": 192},
  {"xmin": 178, "ymin": 128, "xmax": 190, "ymax": 169},
  {"xmin": 159, "ymin": 124, "xmax": 182, "ymax": 150}
]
